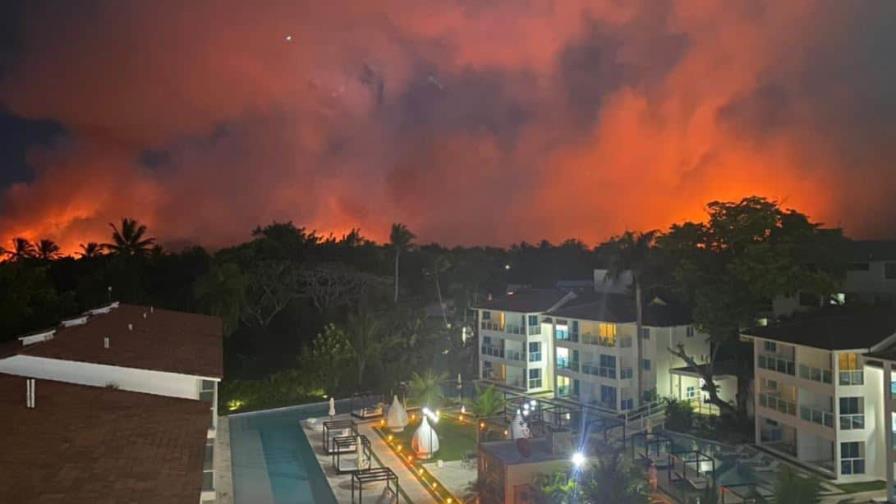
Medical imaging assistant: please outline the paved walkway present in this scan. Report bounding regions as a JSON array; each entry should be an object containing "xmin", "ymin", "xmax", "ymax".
[
  {"xmin": 357, "ymin": 422, "xmax": 437, "ymax": 503},
  {"xmin": 214, "ymin": 416, "xmax": 234, "ymax": 504}
]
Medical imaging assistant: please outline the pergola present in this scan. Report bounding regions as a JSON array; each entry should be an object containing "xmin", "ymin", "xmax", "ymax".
[
  {"xmin": 351, "ymin": 467, "xmax": 400, "ymax": 503},
  {"xmin": 350, "ymin": 391, "xmax": 384, "ymax": 419},
  {"xmin": 629, "ymin": 431, "xmax": 672, "ymax": 462},
  {"xmin": 332, "ymin": 434, "xmax": 372, "ymax": 473},
  {"xmin": 322, "ymin": 419, "xmax": 358, "ymax": 454},
  {"xmin": 668, "ymin": 449, "xmax": 716, "ymax": 491}
]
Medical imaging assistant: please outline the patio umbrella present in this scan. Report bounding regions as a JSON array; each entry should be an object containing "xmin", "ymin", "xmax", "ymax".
[
  {"xmin": 329, "ymin": 397, "xmax": 336, "ymax": 417},
  {"xmin": 386, "ymin": 395, "xmax": 409, "ymax": 432}
]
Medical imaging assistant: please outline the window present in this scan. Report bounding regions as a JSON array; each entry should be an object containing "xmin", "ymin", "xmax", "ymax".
[
  {"xmin": 557, "ymin": 375, "xmax": 571, "ymax": 397},
  {"xmin": 528, "ymin": 315, "xmax": 539, "ymax": 326},
  {"xmin": 571, "ymin": 321, "xmax": 579, "ymax": 335},
  {"xmin": 600, "ymin": 354, "xmax": 617, "ymax": 370},
  {"xmin": 556, "ymin": 324, "xmax": 569, "ymax": 341},
  {"xmin": 686, "ymin": 326, "xmax": 695, "ymax": 338},
  {"xmin": 643, "ymin": 388, "xmax": 656, "ymax": 402},
  {"xmin": 886, "ymin": 263, "xmax": 896, "ymax": 280},
  {"xmin": 642, "ymin": 359, "xmax": 652, "ymax": 371},
  {"xmin": 620, "ymin": 336, "xmax": 632, "ymax": 348},
  {"xmin": 598, "ymin": 323, "xmax": 617, "ymax": 345},
  {"xmin": 839, "ymin": 397, "xmax": 865, "ymax": 430},
  {"xmin": 528, "ymin": 368, "xmax": 542, "ymax": 389},
  {"xmin": 556, "ymin": 347, "xmax": 570, "ymax": 368},
  {"xmin": 764, "ymin": 341, "xmax": 777, "ymax": 353},
  {"xmin": 686, "ymin": 386, "xmax": 696, "ymax": 399},
  {"xmin": 838, "ymin": 353, "xmax": 864, "ymax": 385},
  {"xmin": 200, "ymin": 380, "xmax": 215, "ymax": 403},
  {"xmin": 528, "ymin": 342, "xmax": 541, "ymax": 362},
  {"xmin": 840, "ymin": 442, "xmax": 865, "ymax": 475},
  {"xmin": 482, "ymin": 311, "xmax": 491, "ymax": 320},
  {"xmin": 640, "ymin": 327, "xmax": 650, "ymax": 339},
  {"xmin": 621, "ymin": 398, "xmax": 634, "ymax": 410},
  {"xmin": 600, "ymin": 385, "xmax": 617, "ymax": 407},
  {"xmin": 848, "ymin": 262, "xmax": 870, "ymax": 271}
]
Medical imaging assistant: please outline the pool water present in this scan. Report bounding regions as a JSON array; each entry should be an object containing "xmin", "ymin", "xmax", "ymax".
[{"xmin": 230, "ymin": 401, "xmax": 349, "ymax": 504}]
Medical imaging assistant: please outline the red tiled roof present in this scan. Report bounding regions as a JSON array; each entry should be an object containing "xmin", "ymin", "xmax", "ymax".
[
  {"xmin": 0, "ymin": 374, "xmax": 210, "ymax": 504},
  {"xmin": 17, "ymin": 304, "xmax": 223, "ymax": 378}
]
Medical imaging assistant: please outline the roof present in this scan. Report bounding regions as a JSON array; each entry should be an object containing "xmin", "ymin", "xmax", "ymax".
[
  {"xmin": 0, "ymin": 374, "xmax": 209, "ymax": 504},
  {"xmin": 475, "ymin": 288, "xmax": 572, "ymax": 313},
  {"xmin": 15, "ymin": 304, "xmax": 223, "ymax": 378},
  {"xmin": 546, "ymin": 293, "xmax": 692, "ymax": 327},
  {"xmin": 742, "ymin": 306, "xmax": 896, "ymax": 351},
  {"xmin": 849, "ymin": 240, "xmax": 896, "ymax": 262}
]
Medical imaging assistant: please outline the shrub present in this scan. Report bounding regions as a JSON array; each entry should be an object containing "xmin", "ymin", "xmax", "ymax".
[{"xmin": 665, "ymin": 398, "xmax": 694, "ymax": 432}]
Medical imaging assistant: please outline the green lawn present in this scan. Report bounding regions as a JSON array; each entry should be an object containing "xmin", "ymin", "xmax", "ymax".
[
  {"xmin": 834, "ymin": 480, "xmax": 886, "ymax": 493},
  {"xmin": 383, "ymin": 416, "xmax": 478, "ymax": 462}
]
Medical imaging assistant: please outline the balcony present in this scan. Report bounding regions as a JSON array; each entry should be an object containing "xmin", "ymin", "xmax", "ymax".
[
  {"xmin": 481, "ymin": 345, "xmax": 506, "ymax": 359},
  {"xmin": 556, "ymin": 385, "xmax": 578, "ymax": 400},
  {"xmin": 481, "ymin": 320, "xmax": 503, "ymax": 331},
  {"xmin": 506, "ymin": 349, "xmax": 525, "ymax": 362},
  {"xmin": 620, "ymin": 367, "xmax": 633, "ymax": 379},
  {"xmin": 798, "ymin": 364, "xmax": 832, "ymax": 385},
  {"xmin": 581, "ymin": 334, "xmax": 616, "ymax": 347},
  {"xmin": 838, "ymin": 370, "xmax": 864, "ymax": 386},
  {"xmin": 504, "ymin": 324, "xmax": 526, "ymax": 336},
  {"xmin": 581, "ymin": 363, "xmax": 617, "ymax": 379},
  {"xmin": 839, "ymin": 414, "xmax": 865, "ymax": 430},
  {"xmin": 758, "ymin": 354, "xmax": 795, "ymax": 376},
  {"xmin": 557, "ymin": 359, "xmax": 580, "ymax": 372},
  {"xmin": 759, "ymin": 392, "xmax": 796, "ymax": 416},
  {"xmin": 799, "ymin": 405, "xmax": 834, "ymax": 428},
  {"xmin": 556, "ymin": 330, "xmax": 579, "ymax": 343}
]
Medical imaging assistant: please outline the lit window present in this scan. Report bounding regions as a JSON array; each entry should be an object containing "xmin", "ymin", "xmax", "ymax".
[{"xmin": 840, "ymin": 442, "xmax": 865, "ymax": 475}]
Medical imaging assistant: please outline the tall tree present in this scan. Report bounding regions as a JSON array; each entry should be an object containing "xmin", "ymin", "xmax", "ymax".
[
  {"xmin": 389, "ymin": 223, "xmax": 415, "ymax": 303},
  {"xmin": 194, "ymin": 262, "xmax": 247, "ymax": 335},
  {"xmin": 105, "ymin": 218, "xmax": 155, "ymax": 256},
  {"xmin": 35, "ymin": 239, "xmax": 61, "ymax": 261},
  {"xmin": 658, "ymin": 197, "xmax": 847, "ymax": 416},
  {"xmin": 4, "ymin": 237, "xmax": 36, "ymax": 261},
  {"xmin": 78, "ymin": 242, "xmax": 104, "ymax": 259},
  {"xmin": 241, "ymin": 260, "xmax": 302, "ymax": 328},
  {"xmin": 604, "ymin": 230, "xmax": 658, "ymax": 406},
  {"xmin": 344, "ymin": 309, "xmax": 389, "ymax": 386},
  {"xmin": 408, "ymin": 369, "xmax": 447, "ymax": 408}
]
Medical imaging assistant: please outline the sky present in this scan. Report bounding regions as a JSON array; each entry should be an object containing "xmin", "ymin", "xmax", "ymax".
[{"xmin": 1, "ymin": 0, "xmax": 895, "ymax": 253}]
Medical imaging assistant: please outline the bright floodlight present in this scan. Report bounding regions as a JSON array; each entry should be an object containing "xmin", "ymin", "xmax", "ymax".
[{"xmin": 571, "ymin": 452, "xmax": 586, "ymax": 468}]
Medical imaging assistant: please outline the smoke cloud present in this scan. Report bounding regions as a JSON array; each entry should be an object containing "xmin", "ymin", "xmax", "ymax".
[{"xmin": 1, "ymin": 0, "xmax": 894, "ymax": 252}]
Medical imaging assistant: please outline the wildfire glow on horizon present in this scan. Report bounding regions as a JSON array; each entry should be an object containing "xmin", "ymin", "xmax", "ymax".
[{"xmin": 1, "ymin": 1, "xmax": 895, "ymax": 254}]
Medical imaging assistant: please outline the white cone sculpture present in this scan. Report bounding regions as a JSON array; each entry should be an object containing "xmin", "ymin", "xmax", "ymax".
[
  {"xmin": 328, "ymin": 397, "xmax": 336, "ymax": 417},
  {"xmin": 412, "ymin": 416, "xmax": 439, "ymax": 459},
  {"xmin": 386, "ymin": 395, "xmax": 409, "ymax": 432},
  {"xmin": 356, "ymin": 436, "xmax": 370, "ymax": 470},
  {"xmin": 511, "ymin": 412, "xmax": 529, "ymax": 439}
]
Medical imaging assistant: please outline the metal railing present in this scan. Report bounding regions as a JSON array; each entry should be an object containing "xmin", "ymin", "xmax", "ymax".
[
  {"xmin": 799, "ymin": 405, "xmax": 834, "ymax": 428},
  {"xmin": 758, "ymin": 354, "xmax": 796, "ymax": 376},
  {"xmin": 505, "ymin": 324, "xmax": 526, "ymax": 335},
  {"xmin": 556, "ymin": 331, "xmax": 578, "ymax": 342},
  {"xmin": 798, "ymin": 364, "xmax": 833, "ymax": 384},
  {"xmin": 759, "ymin": 392, "xmax": 796, "ymax": 416},
  {"xmin": 839, "ymin": 414, "xmax": 865, "ymax": 430},
  {"xmin": 557, "ymin": 359, "xmax": 580, "ymax": 372},
  {"xmin": 581, "ymin": 363, "xmax": 617, "ymax": 379},
  {"xmin": 581, "ymin": 334, "xmax": 616, "ymax": 347},
  {"xmin": 481, "ymin": 345, "xmax": 504, "ymax": 358},
  {"xmin": 839, "ymin": 370, "xmax": 864, "ymax": 386},
  {"xmin": 481, "ymin": 320, "xmax": 503, "ymax": 331}
]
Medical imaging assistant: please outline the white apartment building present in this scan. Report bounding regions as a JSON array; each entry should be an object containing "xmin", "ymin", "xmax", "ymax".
[
  {"xmin": 742, "ymin": 307, "xmax": 896, "ymax": 484},
  {"xmin": 0, "ymin": 302, "xmax": 223, "ymax": 504},
  {"xmin": 475, "ymin": 281, "xmax": 732, "ymax": 414},
  {"xmin": 476, "ymin": 289, "xmax": 576, "ymax": 393}
]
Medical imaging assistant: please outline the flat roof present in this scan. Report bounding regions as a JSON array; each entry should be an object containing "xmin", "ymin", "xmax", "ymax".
[
  {"xmin": 479, "ymin": 438, "xmax": 565, "ymax": 465},
  {"xmin": 0, "ymin": 374, "xmax": 210, "ymax": 503},
  {"xmin": 742, "ymin": 306, "xmax": 896, "ymax": 351},
  {"xmin": 475, "ymin": 289, "xmax": 572, "ymax": 313},
  {"xmin": 15, "ymin": 304, "xmax": 223, "ymax": 378}
]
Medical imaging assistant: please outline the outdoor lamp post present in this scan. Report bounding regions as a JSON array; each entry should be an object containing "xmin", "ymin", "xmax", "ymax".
[{"xmin": 571, "ymin": 452, "xmax": 586, "ymax": 497}]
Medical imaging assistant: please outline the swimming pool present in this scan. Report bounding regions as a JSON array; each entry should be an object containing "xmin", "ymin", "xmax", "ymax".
[{"xmin": 230, "ymin": 401, "xmax": 349, "ymax": 504}]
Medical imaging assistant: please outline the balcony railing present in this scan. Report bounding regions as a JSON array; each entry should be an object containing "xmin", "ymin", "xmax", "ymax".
[
  {"xmin": 481, "ymin": 345, "xmax": 504, "ymax": 358},
  {"xmin": 798, "ymin": 364, "xmax": 832, "ymax": 385},
  {"xmin": 759, "ymin": 392, "xmax": 796, "ymax": 416},
  {"xmin": 839, "ymin": 414, "xmax": 865, "ymax": 430},
  {"xmin": 528, "ymin": 324, "xmax": 541, "ymax": 336},
  {"xmin": 620, "ymin": 367, "xmax": 633, "ymax": 379},
  {"xmin": 557, "ymin": 359, "xmax": 580, "ymax": 372},
  {"xmin": 556, "ymin": 331, "xmax": 579, "ymax": 342},
  {"xmin": 556, "ymin": 385, "xmax": 578, "ymax": 399},
  {"xmin": 481, "ymin": 320, "xmax": 503, "ymax": 331},
  {"xmin": 581, "ymin": 334, "xmax": 616, "ymax": 347},
  {"xmin": 581, "ymin": 363, "xmax": 617, "ymax": 379},
  {"xmin": 758, "ymin": 354, "xmax": 795, "ymax": 376},
  {"xmin": 504, "ymin": 323, "xmax": 526, "ymax": 335},
  {"xmin": 838, "ymin": 370, "xmax": 864, "ymax": 386},
  {"xmin": 799, "ymin": 405, "xmax": 834, "ymax": 428},
  {"xmin": 506, "ymin": 350, "xmax": 525, "ymax": 362}
]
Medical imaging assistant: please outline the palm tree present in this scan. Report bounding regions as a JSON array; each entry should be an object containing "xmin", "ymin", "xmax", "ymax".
[
  {"xmin": 4, "ymin": 237, "xmax": 36, "ymax": 261},
  {"xmin": 105, "ymin": 218, "xmax": 155, "ymax": 256},
  {"xmin": 581, "ymin": 442, "xmax": 649, "ymax": 504},
  {"xmin": 344, "ymin": 309, "xmax": 388, "ymax": 386},
  {"xmin": 35, "ymin": 239, "xmax": 61, "ymax": 261},
  {"xmin": 604, "ymin": 230, "xmax": 658, "ymax": 407},
  {"xmin": 466, "ymin": 384, "xmax": 506, "ymax": 418},
  {"xmin": 408, "ymin": 370, "xmax": 447, "ymax": 408},
  {"xmin": 389, "ymin": 223, "xmax": 415, "ymax": 303},
  {"xmin": 78, "ymin": 242, "xmax": 104, "ymax": 259}
]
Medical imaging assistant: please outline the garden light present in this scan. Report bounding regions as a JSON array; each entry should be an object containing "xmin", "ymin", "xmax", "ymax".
[{"xmin": 571, "ymin": 452, "xmax": 586, "ymax": 468}]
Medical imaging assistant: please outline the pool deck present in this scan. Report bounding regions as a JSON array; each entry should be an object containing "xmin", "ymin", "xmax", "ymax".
[
  {"xmin": 215, "ymin": 416, "xmax": 235, "ymax": 504},
  {"xmin": 301, "ymin": 415, "xmax": 437, "ymax": 503}
]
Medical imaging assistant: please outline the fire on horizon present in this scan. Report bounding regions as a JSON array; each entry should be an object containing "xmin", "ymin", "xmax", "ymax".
[{"xmin": 1, "ymin": 1, "xmax": 895, "ymax": 253}]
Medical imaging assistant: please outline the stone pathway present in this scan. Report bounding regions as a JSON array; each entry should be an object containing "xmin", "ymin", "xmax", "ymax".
[{"xmin": 357, "ymin": 422, "xmax": 437, "ymax": 503}]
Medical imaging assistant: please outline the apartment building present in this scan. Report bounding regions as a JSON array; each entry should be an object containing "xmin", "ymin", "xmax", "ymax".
[
  {"xmin": 742, "ymin": 307, "xmax": 896, "ymax": 483},
  {"xmin": 476, "ymin": 288, "xmax": 576, "ymax": 393},
  {"xmin": 0, "ymin": 303, "xmax": 223, "ymax": 503},
  {"xmin": 475, "ymin": 281, "xmax": 730, "ymax": 413},
  {"xmin": 545, "ymin": 294, "xmax": 721, "ymax": 412}
]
